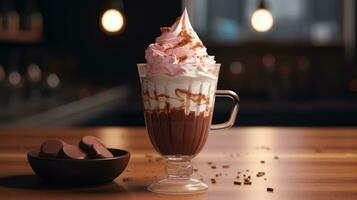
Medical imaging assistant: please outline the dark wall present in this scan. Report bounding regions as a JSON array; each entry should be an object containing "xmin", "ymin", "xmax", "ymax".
[{"xmin": 39, "ymin": 0, "xmax": 181, "ymax": 84}]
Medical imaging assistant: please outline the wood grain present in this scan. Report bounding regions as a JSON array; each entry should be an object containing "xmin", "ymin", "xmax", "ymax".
[{"xmin": 0, "ymin": 127, "xmax": 357, "ymax": 200}]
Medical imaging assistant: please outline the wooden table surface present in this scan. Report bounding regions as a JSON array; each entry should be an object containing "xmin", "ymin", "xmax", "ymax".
[{"xmin": 0, "ymin": 127, "xmax": 357, "ymax": 200}]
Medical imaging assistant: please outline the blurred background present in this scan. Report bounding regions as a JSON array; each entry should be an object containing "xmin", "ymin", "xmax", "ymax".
[{"xmin": 0, "ymin": 0, "xmax": 356, "ymax": 127}]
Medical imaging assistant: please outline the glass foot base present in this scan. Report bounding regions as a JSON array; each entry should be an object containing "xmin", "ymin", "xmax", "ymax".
[{"xmin": 148, "ymin": 178, "xmax": 208, "ymax": 195}]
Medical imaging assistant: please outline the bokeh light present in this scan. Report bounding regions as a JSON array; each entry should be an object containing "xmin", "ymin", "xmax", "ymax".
[
  {"xmin": 47, "ymin": 73, "xmax": 60, "ymax": 89},
  {"xmin": 8, "ymin": 71, "xmax": 22, "ymax": 87},
  {"xmin": 230, "ymin": 62, "xmax": 244, "ymax": 75},
  {"xmin": 27, "ymin": 63, "xmax": 42, "ymax": 82},
  {"xmin": 0, "ymin": 65, "xmax": 5, "ymax": 81},
  {"xmin": 101, "ymin": 9, "xmax": 124, "ymax": 33},
  {"xmin": 251, "ymin": 9, "xmax": 274, "ymax": 32}
]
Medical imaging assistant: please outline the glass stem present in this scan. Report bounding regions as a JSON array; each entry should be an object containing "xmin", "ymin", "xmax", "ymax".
[{"xmin": 166, "ymin": 159, "xmax": 193, "ymax": 179}]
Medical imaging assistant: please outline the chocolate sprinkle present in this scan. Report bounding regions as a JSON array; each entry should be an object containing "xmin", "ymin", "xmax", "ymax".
[
  {"xmin": 222, "ymin": 165, "xmax": 230, "ymax": 169},
  {"xmin": 260, "ymin": 160, "xmax": 265, "ymax": 164},
  {"xmin": 211, "ymin": 179, "xmax": 216, "ymax": 184},
  {"xmin": 267, "ymin": 187, "xmax": 274, "ymax": 192},
  {"xmin": 211, "ymin": 166, "xmax": 217, "ymax": 169}
]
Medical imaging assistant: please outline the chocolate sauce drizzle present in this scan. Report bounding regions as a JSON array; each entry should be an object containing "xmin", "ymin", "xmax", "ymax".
[{"xmin": 142, "ymin": 88, "xmax": 210, "ymax": 111}]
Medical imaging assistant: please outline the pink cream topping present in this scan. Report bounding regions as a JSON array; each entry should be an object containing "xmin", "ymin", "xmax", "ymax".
[{"xmin": 145, "ymin": 9, "xmax": 216, "ymax": 77}]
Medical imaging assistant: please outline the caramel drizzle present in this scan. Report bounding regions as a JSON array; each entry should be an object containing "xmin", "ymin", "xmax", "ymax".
[
  {"xmin": 191, "ymin": 42, "xmax": 204, "ymax": 49},
  {"xmin": 175, "ymin": 89, "xmax": 209, "ymax": 104},
  {"xmin": 164, "ymin": 30, "xmax": 194, "ymax": 53},
  {"xmin": 178, "ymin": 55, "xmax": 188, "ymax": 62},
  {"xmin": 142, "ymin": 89, "xmax": 210, "ymax": 107}
]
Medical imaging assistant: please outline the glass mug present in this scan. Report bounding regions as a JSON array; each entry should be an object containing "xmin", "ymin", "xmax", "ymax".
[{"xmin": 138, "ymin": 64, "xmax": 239, "ymax": 194}]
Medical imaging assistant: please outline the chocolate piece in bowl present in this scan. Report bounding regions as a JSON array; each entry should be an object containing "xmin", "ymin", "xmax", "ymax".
[
  {"xmin": 79, "ymin": 136, "xmax": 104, "ymax": 151},
  {"xmin": 58, "ymin": 144, "xmax": 86, "ymax": 159},
  {"xmin": 79, "ymin": 136, "xmax": 113, "ymax": 158},
  {"xmin": 90, "ymin": 143, "xmax": 114, "ymax": 158},
  {"xmin": 39, "ymin": 139, "xmax": 65, "ymax": 158}
]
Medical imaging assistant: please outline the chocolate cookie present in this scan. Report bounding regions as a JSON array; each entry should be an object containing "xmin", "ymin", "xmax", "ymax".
[
  {"xmin": 58, "ymin": 144, "xmax": 87, "ymax": 159},
  {"xmin": 39, "ymin": 139, "xmax": 65, "ymax": 158},
  {"xmin": 79, "ymin": 136, "xmax": 113, "ymax": 158}
]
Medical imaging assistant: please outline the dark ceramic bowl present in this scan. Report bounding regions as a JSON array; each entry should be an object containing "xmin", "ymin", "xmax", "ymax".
[{"xmin": 27, "ymin": 148, "xmax": 130, "ymax": 185}]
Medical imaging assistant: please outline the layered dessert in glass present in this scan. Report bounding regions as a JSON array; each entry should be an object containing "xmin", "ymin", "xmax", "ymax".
[{"xmin": 138, "ymin": 9, "xmax": 239, "ymax": 194}]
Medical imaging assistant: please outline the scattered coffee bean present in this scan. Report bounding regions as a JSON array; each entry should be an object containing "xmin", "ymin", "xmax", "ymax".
[
  {"xmin": 222, "ymin": 165, "xmax": 230, "ymax": 169},
  {"xmin": 244, "ymin": 181, "xmax": 252, "ymax": 185},
  {"xmin": 257, "ymin": 172, "xmax": 265, "ymax": 177},
  {"xmin": 234, "ymin": 181, "xmax": 241, "ymax": 185},
  {"xmin": 267, "ymin": 187, "xmax": 274, "ymax": 192},
  {"xmin": 123, "ymin": 177, "xmax": 132, "ymax": 182}
]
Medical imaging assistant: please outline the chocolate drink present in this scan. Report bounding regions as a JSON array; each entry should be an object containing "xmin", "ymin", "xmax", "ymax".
[
  {"xmin": 140, "ymin": 75, "xmax": 217, "ymax": 157},
  {"xmin": 144, "ymin": 109, "xmax": 212, "ymax": 156}
]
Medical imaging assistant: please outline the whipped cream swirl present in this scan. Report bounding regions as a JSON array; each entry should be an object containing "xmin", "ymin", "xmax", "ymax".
[{"xmin": 145, "ymin": 9, "xmax": 216, "ymax": 77}]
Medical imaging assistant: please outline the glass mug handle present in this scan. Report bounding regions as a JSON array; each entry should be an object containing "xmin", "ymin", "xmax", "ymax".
[{"xmin": 210, "ymin": 90, "xmax": 240, "ymax": 130}]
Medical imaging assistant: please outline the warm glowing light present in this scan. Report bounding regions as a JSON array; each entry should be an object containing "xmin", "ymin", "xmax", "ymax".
[
  {"xmin": 47, "ymin": 73, "xmax": 60, "ymax": 88},
  {"xmin": 27, "ymin": 63, "xmax": 42, "ymax": 82},
  {"xmin": 262, "ymin": 54, "xmax": 276, "ymax": 70},
  {"xmin": 230, "ymin": 62, "xmax": 244, "ymax": 75},
  {"xmin": 0, "ymin": 65, "xmax": 5, "ymax": 81},
  {"xmin": 101, "ymin": 9, "xmax": 124, "ymax": 33},
  {"xmin": 251, "ymin": 9, "xmax": 274, "ymax": 32},
  {"xmin": 8, "ymin": 71, "xmax": 22, "ymax": 86}
]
